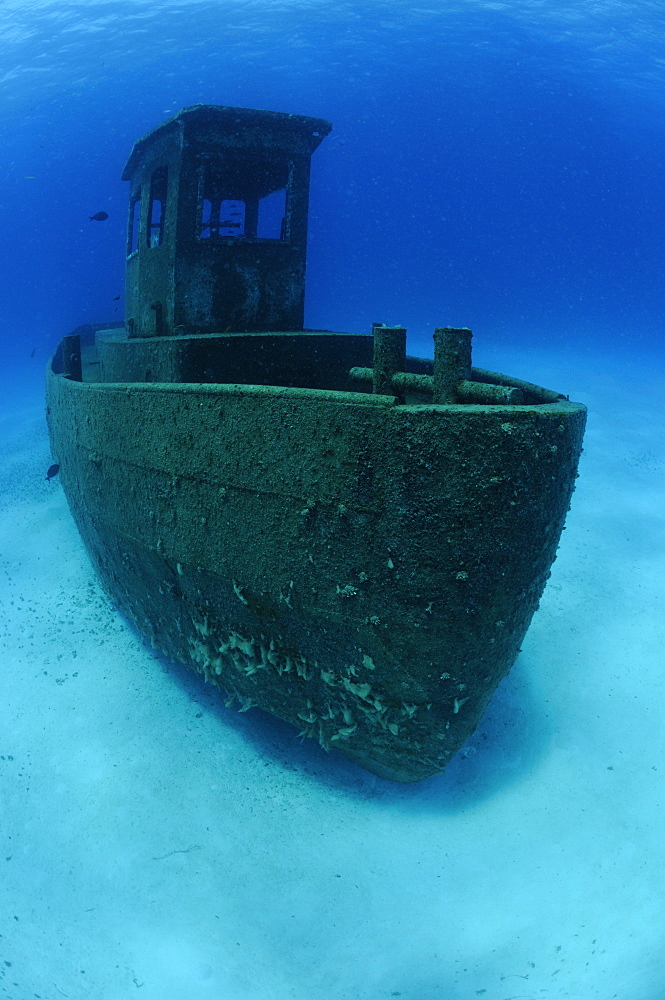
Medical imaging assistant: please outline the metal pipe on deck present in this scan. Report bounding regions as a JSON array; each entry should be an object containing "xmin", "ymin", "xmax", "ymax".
[
  {"xmin": 349, "ymin": 368, "xmax": 525, "ymax": 404},
  {"xmin": 392, "ymin": 372, "xmax": 524, "ymax": 404}
]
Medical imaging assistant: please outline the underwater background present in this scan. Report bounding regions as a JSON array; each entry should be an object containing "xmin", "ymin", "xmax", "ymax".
[
  {"xmin": 3, "ymin": 0, "xmax": 665, "ymax": 378},
  {"xmin": 1, "ymin": 2, "xmax": 664, "ymax": 999}
]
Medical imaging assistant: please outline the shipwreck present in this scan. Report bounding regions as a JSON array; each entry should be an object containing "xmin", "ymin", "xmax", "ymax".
[{"xmin": 46, "ymin": 105, "xmax": 586, "ymax": 781}]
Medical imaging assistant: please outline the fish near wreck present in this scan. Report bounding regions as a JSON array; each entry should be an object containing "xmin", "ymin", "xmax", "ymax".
[{"xmin": 45, "ymin": 105, "xmax": 586, "ymax": 782}]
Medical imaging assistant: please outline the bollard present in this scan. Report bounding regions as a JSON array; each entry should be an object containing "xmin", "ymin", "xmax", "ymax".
[
  {"xmin": 432, "ymin": 327, "xmax": 472, "ymax": 403},
  {"xmin": 372, "ymin": 324, "xmax": 406, "ymax": 396}
]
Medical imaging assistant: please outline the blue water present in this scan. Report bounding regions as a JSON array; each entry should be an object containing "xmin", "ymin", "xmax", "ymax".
[
  {"xmin": 2, "ymin": 0, "xmax": 664, "ymax": 380},
  {"xmin": 2, "ymin": 5, "xmax": 664, "ymax": 998}
]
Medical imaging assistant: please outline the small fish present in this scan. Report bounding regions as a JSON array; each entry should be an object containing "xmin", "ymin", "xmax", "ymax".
[
  {"xmin": 30, "ymin": 347, "xmax": 36, "ymax": 358},
  {"xmin": 46, "ymin": 463, "xmax": 60, "ymax": 482},
  {"xmin": 89, "ymin": 211, "xmax": 108, "ymax": 221},
  {"xmin": 113, "ymin": 295, "xmax": 120, "ymax": 301}
]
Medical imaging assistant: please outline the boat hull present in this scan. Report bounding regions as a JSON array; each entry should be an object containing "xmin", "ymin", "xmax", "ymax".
[{"xmin": 46, "ymin": 372, "xmax": 586, "ymax": 781}]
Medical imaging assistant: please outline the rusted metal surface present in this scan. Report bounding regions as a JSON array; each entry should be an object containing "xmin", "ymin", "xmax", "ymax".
[
  {"xmin": 122, "ymin": 105, "xmax": 331, "ymax": 338},
  {"xmin": 46, "ymin": 325, "xmax": 586, "ymax": 782}
]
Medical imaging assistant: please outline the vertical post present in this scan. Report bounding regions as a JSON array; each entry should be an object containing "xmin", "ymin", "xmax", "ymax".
[
  {"xmin": 150, "ymin": 301, "xmax": 165, "ymax": 337},
  {"xmin": 433, "ymin": 327, "xmax": 472, "ymax": 403},
  {"xmin": 244, "ymin": 198, "xmax": 258, "ymax": 238},
  {"xmin": 62, "ymin": 334, "xmax": 82, "ymax": 382},
  {"xmin": 372, "ymin": 324, "xmax": 406, "ymax": 396}
]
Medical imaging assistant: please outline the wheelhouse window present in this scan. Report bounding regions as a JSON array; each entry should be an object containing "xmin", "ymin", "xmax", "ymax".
[
  {"xmin": 201, "ymin": 198, "xmax": 245, "ymax": 238},
  {"xmin": 127, "ymin": 195, "xmax": 141, "ymax": 256},
  {"xmin": 197, "ymin": 157, "xmax": 289, "ymax": 241},
  {"xmin": 257, "ymin": 187, "xmax": 287, "ymax": 239},
  {"xmin": 148, "ymin": 166, "xmax": 167, "ymax": 248}
]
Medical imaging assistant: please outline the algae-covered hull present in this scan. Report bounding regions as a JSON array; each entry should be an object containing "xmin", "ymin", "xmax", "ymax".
[{"xmin": 46, "ymin": 343, "xmax": 586, "ymax": 782}]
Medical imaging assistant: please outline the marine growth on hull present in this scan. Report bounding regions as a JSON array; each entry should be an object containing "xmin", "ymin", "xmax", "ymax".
[{"xmin": 46, "ymin": 105, "xmax": 587, "ymax": 781}]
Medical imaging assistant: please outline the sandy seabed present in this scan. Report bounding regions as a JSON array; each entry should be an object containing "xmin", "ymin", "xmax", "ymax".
[{"xmin": 1, "ymin": 348, "xmax": 663, "ymax": 1000}]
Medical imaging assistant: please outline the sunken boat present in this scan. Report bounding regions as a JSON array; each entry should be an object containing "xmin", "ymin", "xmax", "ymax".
[{"xmin": 46, "ymin": 105, "xmax": 586, "ymax": 782}]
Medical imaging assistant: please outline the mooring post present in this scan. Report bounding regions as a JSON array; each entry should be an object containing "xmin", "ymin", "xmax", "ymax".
[
  {"xmin": 372, "ymin": 324, "xmax": 406, "ymax": 396},
  {"xmin": 432, "ymin": 327, "xmax": 472, "ymax": 403}
]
